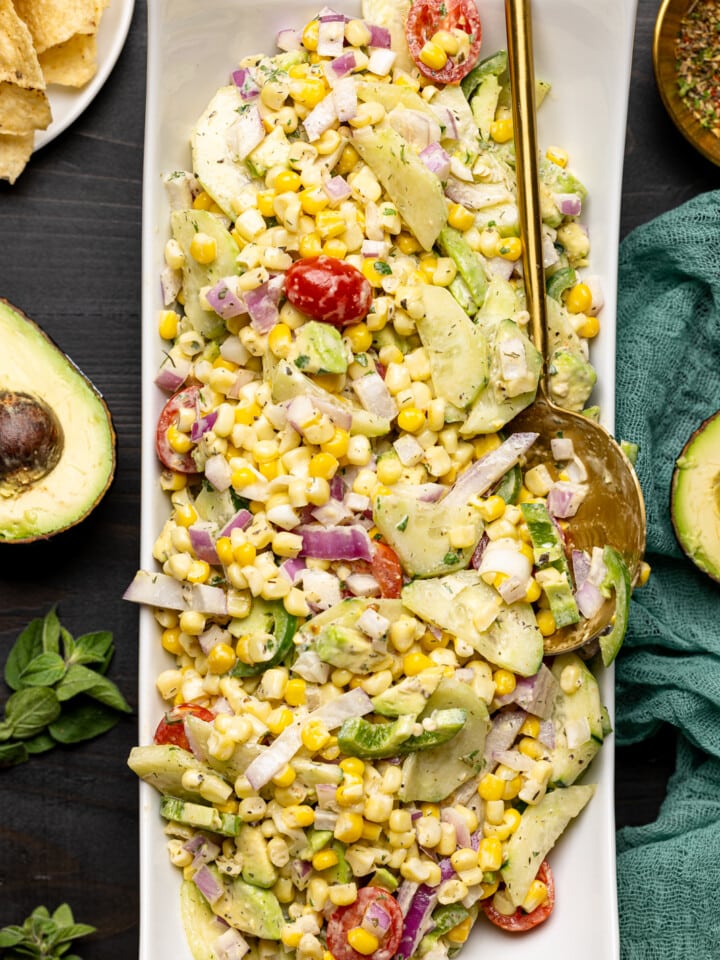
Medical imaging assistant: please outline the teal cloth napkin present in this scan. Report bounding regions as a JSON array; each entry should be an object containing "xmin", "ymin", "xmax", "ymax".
[{"xmin": 614, "ymin": 190, "xmax": 720, "ymax": 958}]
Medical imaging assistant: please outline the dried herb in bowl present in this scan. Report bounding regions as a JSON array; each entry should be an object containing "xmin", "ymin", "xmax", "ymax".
[{"xmin": 675, "ymin": 0, "xmax": 720, "ymax": 138}]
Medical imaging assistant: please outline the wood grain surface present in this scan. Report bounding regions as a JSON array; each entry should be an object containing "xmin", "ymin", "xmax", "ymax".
[{"xmin": 0, "ymin": 1, "xmax": 714, "ymax": 955}]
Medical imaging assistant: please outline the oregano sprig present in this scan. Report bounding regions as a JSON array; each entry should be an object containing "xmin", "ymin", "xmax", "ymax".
[
  {"xmin": 0, "ymin": 903, "xmax": 95, "ymax": 959},
  {"xmin": 0, "ymin": 609, "xmax": 131, "ymax": 768}
]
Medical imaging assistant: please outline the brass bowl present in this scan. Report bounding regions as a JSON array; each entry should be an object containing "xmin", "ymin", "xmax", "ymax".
[{"xmin": 653, "ymin": 0, "xmax": 720, "ymax": 166}]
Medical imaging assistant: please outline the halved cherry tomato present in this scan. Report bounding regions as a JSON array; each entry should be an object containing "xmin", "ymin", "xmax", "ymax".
[
  {"xmin": 370, "ymin": 541, "xmax": 404, "ymax": 599},
  {"xmin": 480, "ymin": 860, "xmax": 555, "ymax": 932},
  {"xmin": 156, "ymin": 385, "xmax": 201, "ymax": 473},
  {"xmin": 284, "ymin": 256, "xmax": 373, "ymax": 327},
  {"xmin": 326, "ymin": 886, "xmax": 403, "ymax": 960},
  {"xmin": 406, "ymin": 0, "xmax": 483, "ymax": 84},
  {"xmin": 153, "ymin": 702, "xmax": 215, "ymax": 752}
]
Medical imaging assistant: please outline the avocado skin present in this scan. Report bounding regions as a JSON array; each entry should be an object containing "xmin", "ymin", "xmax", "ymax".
[
  {"xmin": 671, "ymin": 409, "xmax": 720, "ymax": 583},
  {"xmin": 0, "ymin": 299, "xmax": 116, "ymax": 544}
]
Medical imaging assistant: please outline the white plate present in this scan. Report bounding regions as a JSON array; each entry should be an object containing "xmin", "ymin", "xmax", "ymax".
[
  {"xmin": 139, "ymin": 2, "xmax": 637, "ymax": 957},
  {"xmin": 34, "ymin": 0, "xmax": 135, "ymax": 150}
]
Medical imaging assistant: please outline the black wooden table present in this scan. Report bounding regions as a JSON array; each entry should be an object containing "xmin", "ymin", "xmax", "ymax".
[{"xmin": 0, "ymin": 1, "xmax": 716, "ymax": 955}]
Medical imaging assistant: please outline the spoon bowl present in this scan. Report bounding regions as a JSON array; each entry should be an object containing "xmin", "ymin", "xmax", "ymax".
[{"xmin": 505, "ymin": 0, "xmax": 647, "ymax": 655}]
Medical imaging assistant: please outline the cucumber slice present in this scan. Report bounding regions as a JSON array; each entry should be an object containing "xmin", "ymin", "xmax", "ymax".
[
  {"xmin": 501, "ymin": 783, "xmax": 596, "ymax": 907},
  {"xmin": 549, "ymin": 653, "xmax": 605, "ymax": 787},
  {"xmin": 180, "ymin": 880, "xmax": 226, "ymax": 960},
  {"xmin": 127, "ymin": 744, "xmax": 232, "ymax": 803}
]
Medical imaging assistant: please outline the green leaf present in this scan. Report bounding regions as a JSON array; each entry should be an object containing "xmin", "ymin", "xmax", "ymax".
[
  {"xmin": 69, "ymin": 630, "xmax": 114, "ymax": 668},
  {"xmin": 48, "ymin": 698, "xmax": 121, "ymax": 744},
  {"xmin": 41, "ymin": 608, "xmax": 61, "ymax": 655},
  {"xmin": 54, "ymin": 923, "xmax": 96, "ymax": 943},
  {"xmin": 19, "ymin": 652, "xmax": 67, "ymax": 687},
  {"xmin": 5, "ymin": 687, "xmax": 61, "ymax": 738},
  {"xmin": 0, "ymin": 740, "xmax": 29, "ymax": 767},
  {"xmin": 4, "ymin": 618, "xmax": 44, "ymax": 691},
  {"xmin": 23, "ymin": 732, "xmax": 56, "ymax": 754},
  {"xmin": 60, "ymin": 626, "xmax": 76, "ymax": 662},
  {"xmin": 0, "ymin": 904, "xmax": 94, "ymax": 960},
  {"xmin": 0, "ymin": 926, "xmax": 26, "ymax": 946},
  {"xmin": 55, "ymin": 665, "xmax": 131, "ymax": 713},
  {"xmin": 51, "ymin": 905, "xmax": 74, "ymax": 927}
]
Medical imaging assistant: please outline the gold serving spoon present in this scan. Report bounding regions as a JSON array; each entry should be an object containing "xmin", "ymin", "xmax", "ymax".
[{"xmin": 504, "ymin": 0, "xmax": 647, "ymax": 655}]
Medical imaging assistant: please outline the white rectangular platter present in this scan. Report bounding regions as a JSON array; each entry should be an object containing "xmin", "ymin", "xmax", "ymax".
[{"xmin": 139, "ymin": 1, "xmax": 638, "ymax": 957}]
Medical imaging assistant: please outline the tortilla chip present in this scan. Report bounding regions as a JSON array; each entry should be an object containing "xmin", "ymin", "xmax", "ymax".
[
  {"xmin": 12, "ymin": 0, "xmax": 102, "ymax": 55},
  {"xmin": 0, "ymin": 81, "xmax": 51, "ymax": 135},
  {"xmin": 39, "ymin": 33, "xmax": 97, "ymax": 87},
  {"xmin": 0, "ymin": 0, "xmax": 46, "ymax": 87},
  {"xmin": 0, "ymin": 130, "xmax": 34, "ymax": 183}
]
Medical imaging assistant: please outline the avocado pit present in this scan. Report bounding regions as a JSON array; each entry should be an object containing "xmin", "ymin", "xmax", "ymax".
[{"xmin": 0, "ymin": 390, "xmax": 64, "ymax": 495}]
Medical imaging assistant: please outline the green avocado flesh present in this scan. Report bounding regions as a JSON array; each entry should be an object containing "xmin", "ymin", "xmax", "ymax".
[
  {"xmin": 0, "ymin": 300, "xmax": 116, "ymax": 543},
  {"xmin": 672, "ymin": 410, "xmax": 720, "ymax": 582}
]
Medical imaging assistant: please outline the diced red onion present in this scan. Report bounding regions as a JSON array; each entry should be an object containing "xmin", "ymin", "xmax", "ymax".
[
  {"xmin": 547, "ymin": 480, "xmax": 587, "ymax": 518},
  {"xmin": 345, "ymin": 572, "xmax": 380, "ymax": 597},
  {"xmin": 318, "ymin": 15, "xmax": 346, "ymax": 57},
  {"xmin": 267, "ymin": 503, "xmax": 302, "ymax": 531},
  {"xmin": 205, "ymin": 453, "xmax": 233, "ymax": 492},
  {"xmin": 214, "ymin": 927, "xmax": 250, "ymax": 960},
  {"xmin": 245, "ymin": 687, "xmax": 372, "ymax": 789},
  {"xmin": 575, "ymin": 578, "xmax": 605, "ymax": 619},
  {"xmin": 193, "ymin": 865, "xmax": 224, "ymax": 904},
  {"xmin": 367, "ymin": 47, "xmax": 396, "ymax": 76},
  {"xmin": 589, "ymin": 546, "xmax": 608, "ymax": 586},
  {"xmin": 275, "ymin": 28, "xmax": 302, "ymax": 51},
  {"xmin": 279, "ymin": 557, "xmax": 306, "ymax": 584},
  {"xmin": 538, "ymin": 718, "xmax": 556, "ymax": 748},
  {"xmin": 312, "ymin": 396, "xmax": 353, "ymax": 431},
  {"xmin": 205, "ymin": 277, "xmax": 247, "ymax": 320},
  {"xmin": 298, "ymin": 524, "xmax": 372, "ymax": 561},
  {"xmin": 323, "ymin": 175, "xmax": 352, "ymax": 204},
  {"xmin": 246, "ymin": 280, "xmax": 280, "ymax": 333},
  {"xmin": 155, "ymin": 355, "xmax": 191, "ymax": 392},
  {"xmin": 361, "ymin": 239, "xmax": 391, "ymax": 259},
  {"xmin": 291, "ymin": 648, "xmax": 330, "ymax": 683},
  {"xmin": 333, "ymin": 76, "xmax": 358, "ymax": 121},
  {"xmin": 495, "ymin": 575, "xmax": 530, "ymax": 605},
  {"xmin": 311, "ymin": 500, "xmax": 352, "ymax": 527},
  {"xmin": 470, "ymin": 532, "xmax": 489, "ymax": 570},
  {"xmin": 219, "ymin": 509, "xmax": 252, "ymax": 539},
  {"xmin": 441, "ymin": 807, "xmax": 471, "ymax": 849},
  {"xmin": 304, "ymin": 93, "xmax": 338, "ymax": 141},
  {"xmin": 551, "ymin": 437, "xmax": 575, "ymax": 461},
  {"xmin": 491, "ymin": 748, "xmax": 535, "ymax": 772},
  {"xmin": 189, "ymin": 523, "xmax": 220, "ymax": 565},
  {"xmin": 393, "ymin": 434, "xmax": 424, "ymax": 467},
  {"xmin": 236, "ymin": 105, "xmax": 265, "ymax": 160},
  {"xmin": 199, "ymin": 623, "xmax": 231, "ymax": 656},
  {"xmin": 352, "ymin": 372, "xmax": 398, "ymax": 419},
  {"xmin": 554, "ymin": 192, "xmax": 582, "ymax": 216},
  {"xmin": 419, "ymin": 142, "xmax": 451, "ymax": 179},
  {"xmin": 572, "ymin": 549, "xmax": 591, "ymax": 586},
  {"xmin": 290, "ymin": 859, "xmax": 313, "ymax": 890},
  {"xmin": 190, "ymin": 410, "xmax": 218, "ymax": 442},
  {"xmin": 123, "ymin": 571, "xmax": 227, "ymax": 615},
  {"xmin": 329, "ymin": 51, "xmax": 357, "ymax": 78},
  {"xmin": 367, "ymin": 23, "xmax": 391, "ymax": 47},
  {"xmin": 396, "ymin": 881, "xmax": 420, "ymax": 916},
  {"xmin": 313, "ymin": 808, "xmax": 339, "ymax": 831},
  {"xmin": 396, "ymin": 884, "xmax": 438, "ymax": 960},
  {"xmin": 445, "ymin": 177, "xmax": 511, "ymax": 210},
  {"xmin": 231, "ymin": 67, "xmax": 260, "ymax": 100},
  {"xmin": 361, "ymin": 902, "xmax": 393, "ymax": 937},
  {"xmin": 161, "ymin": 266, "xmax": 182, "ymax": 306},
  {"xmin": 483, "ymin": 709, "xmax": 527, "ymax": 765},
  {"xmin": 315, "ymin": 782, "xmax": 339, "ymax": 810},
  {"xmin": 442, "ymin": 433, "xmax": 538, "ymax": 511}
]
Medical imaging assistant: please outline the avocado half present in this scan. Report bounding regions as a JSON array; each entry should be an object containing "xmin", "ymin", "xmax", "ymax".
[
  {"xmin": 671, "ymin": 410, "xmax": 720, "ymax": 583},
  {"xmin": 0, "ymin": 300, "xmax": 116, "ymax": 543}
]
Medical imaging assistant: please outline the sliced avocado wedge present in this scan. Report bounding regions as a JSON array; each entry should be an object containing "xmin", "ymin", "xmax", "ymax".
[
  {"xmin": 671, "ymin": 409, "xmax": 720, "ymax": 583},
  {"xmin": 208, "ymin": 868, "xmax": 284, "ymax": 940},
  {"xmin": 0, "ymin": 300, "xmax": 115, "ymax": 543}
]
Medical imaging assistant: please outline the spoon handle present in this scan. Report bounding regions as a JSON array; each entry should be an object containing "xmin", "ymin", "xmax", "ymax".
[{"xmin": 505, "ymin": 0, "xmax": 548, "ymax": 393}]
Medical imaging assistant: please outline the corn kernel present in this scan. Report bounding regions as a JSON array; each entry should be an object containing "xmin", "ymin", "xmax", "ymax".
[
  {"xmin": 302, "ymin": 719, "xmax": 331, "ymax": 752},
  {"xmin": 334, "ymin": 812, "xmax": 364, "ymax": 844},
  {"xmin": 490, "ymin": 117, "xmax": 514, "ymax": 143},
  {"xmin": 272, "ymin": 764, "xmax": 297, "ymax": 788},
  {"xmin": 274, "ymin": 170, "xmax": 302, "ymax": 194},
  {"xmin": 344, "ymin": 322, "xmax": 373, "ymax": 353},
  {"xmin": 339, "ymin": 757, "xmax": 365, "ymax": 778},
  {"xmin": 419, "ymin": 40, "xmax": 448, "ymax": 71},
  {"xmin": 478, "ymin": 773, "xmax": 506, "ymax": 802},
  {"xmin": 478, "ymin": 836, "xmax": 503, "ymax": 872},
  {"xmin": 285, "ymin": 678, "xmax": 307, "ymax": 706},
  {"xmin": 565, "ymin": 281, "xmax": 593, "ymax": 315},
  {"xmin": 536, "ymin": 609, "xmax": 557, "ymax": 637},
  {"xmin": 233, "ymin": 542, "xmax": 257, "ymax": 566},
  {"xmin": 321, "ymin": 428, "xmax": 350, "ymax": 459},
  {"xmin": 397, "ymin": 407, "xmax": 426, "ymax": 434},
  {"xmin": 361, "ymin": 258, "xmax": 390, "ymax": 288},
  {"xmin": 473, "ymin": 495, "xmax": 506, "ymax": 522},
  {"xmin": 447, "ymin": 916, "xmax": 473, "ymax": 944},
  {"xmin": 207, "ymin": 643, "xmax": 236, "ymax": 674},
  {"xmin": 493, "ymin": 669, "xmax": 516, "ymax": 696},
  {"xmin": 403, "ymin": 651, "xmax": 434, "ymax": 676},
  {"xmin": 496, "ymin": 236, "xmax": 522, "ymax": 261},
  {"xmin": 312, "ymin": 848, "xmax": 339, "ymax": 872},
  {"xmin": 302, "ymin": 19, "xmax": 319, "ymax": 50},
  {"xmin": 189, "ymin": 232, "xmax": 217, "ymax": 264},
  {"xmin": 158, "ymin": 310, "xmax": 179, "ymax": 340},
  {"xmin": 522, "ymin": 879, "xmax": 549, "ymax": 913},
  {"xmin": 174, "ymin": 502, "xmax": 198, "ymax": 528},
  {"xmin": 447, "ymin": 202, "xmax": 476, "ymax": 232},
  {"xmin": 576, "ymin": 314, "xmax": 600, "ymax": 338},
  {"xmin": 546, "ymin": 144, "xmax": 569, "ymax": 167}
]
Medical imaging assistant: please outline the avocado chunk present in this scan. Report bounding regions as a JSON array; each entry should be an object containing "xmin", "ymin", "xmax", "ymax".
[
  {"xmin": 236, "ymin": 824, "xmax": 277, "ymax": 888},
  {"xmin": 0, "ymin": 300, "xmax": 115, "ymax": 543},
  {"xmin": 292, "ymin": 321, "xmax": 348, "ymax": 375},
  {"xmin": 208, "ymin": 868, "xmax": 284, "ymax": 940},
  {"xmin": 371, "ymin": 666, "xmax": 446, "ymax": 717},
  {"xmin": 671, "ymin": 409, "xmax": 720, "ymax": 583}
]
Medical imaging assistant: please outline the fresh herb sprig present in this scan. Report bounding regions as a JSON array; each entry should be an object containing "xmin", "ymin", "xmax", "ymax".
[
  {"xmin": 0, "ymin": 609, "xmax": 131, "ymax": 768},
  {"xmin": 0, "ymin": 904, "xmax": 95, "ymax": 959}
]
